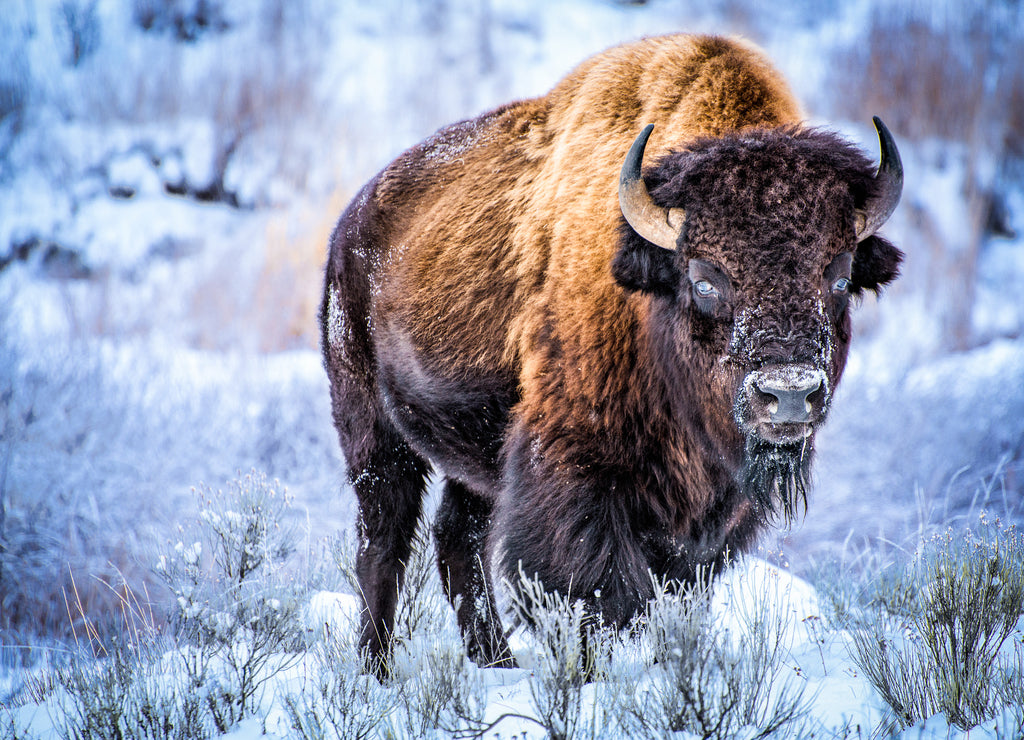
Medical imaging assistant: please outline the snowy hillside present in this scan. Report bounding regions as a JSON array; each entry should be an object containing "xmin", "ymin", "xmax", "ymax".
[{"xmin": 1, "ymin": 0, "xmax": 1023, "ymax": 735}]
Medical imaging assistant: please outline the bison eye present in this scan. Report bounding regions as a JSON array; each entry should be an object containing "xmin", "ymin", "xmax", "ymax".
[
  {"xmin": 687, "ymin": 259, "xmax": 732, "ymax": 318},
  {"xmin": 824, "ymin": 253, "xmax": 854, "ymax": 303},
  {"xmin": 694, "ymin": 279, "xmax": 719, "ymax": 299},
  {"xmin": 831, "ymin": 277, "xmax": 851, "ymax": 294}
]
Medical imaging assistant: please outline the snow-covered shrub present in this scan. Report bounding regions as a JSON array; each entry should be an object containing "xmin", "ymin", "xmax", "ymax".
[
  {"xmin": 993, "ymin": 646, "xmax": 1024, "ymax": 739},
  {"xmin": 384, "ymin": 520, "xmax": 490, "ymax": 737},
  {"xmin": 325, "ymin": 533, "xmax": 360, "ymax": 600},
  {"xmin": 50, "ymin": 637, "xmax": 219, "ymax": 740},
  {"xmin": 284, "ymin": 625, "xmax": 396, "ymax": 740},
  {"xmin": 849, "ymin": 517, "xmax": 1024, "ymax": 732},
  {"xmin": 387, "ymin": 643, "xmax": 489, "ymax": 739},
  {"xmin": 21, "ymin": 470, "xmax": 308, "ymax": 739},
  {"xmin": 29, "ymin": 558, "xmax": 216, "ymax": 740},
  {"xmin": 619, "ymin": 571, "xmax": 810, "ymax": 740},
  {"xmin": 386, "ymin": 525, "xmax": 449, "ymax": 679},
  {"xmin": 290, "ymin": 524, "xmax": 488, "ymax": 740},
  {"xmin": 507, "ymin": 571, "xmax": 621, "ymax": 739},
  {"xmin": 157, "ymin": 472, "xmax": 305, "ymax": 724}
]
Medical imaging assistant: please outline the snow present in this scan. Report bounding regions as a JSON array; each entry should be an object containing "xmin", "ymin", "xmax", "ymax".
[
  {"xmin": 1, "ymin": 0, "xmax": 1023, "ymax": 736},
  {"xmin": 9, "ymin": 556, "xmax": 1021, "ymax": 738}
]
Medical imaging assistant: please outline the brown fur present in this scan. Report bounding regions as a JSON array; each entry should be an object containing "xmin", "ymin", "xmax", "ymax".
[{"xmin": 320, "ymin": 33, "xmax": 902, "ymax": 675}]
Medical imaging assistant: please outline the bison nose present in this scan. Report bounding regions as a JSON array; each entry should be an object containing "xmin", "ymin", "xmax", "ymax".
[
  {"xmin": 754, "ymin": 381, "xmax": 819, "ymax": 423},
  {"xmin": 746, "ymin": 365, "xmax": 826, "ymax": 424}
]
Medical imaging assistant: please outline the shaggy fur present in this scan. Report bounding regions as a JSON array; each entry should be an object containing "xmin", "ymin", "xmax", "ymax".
[{"xmin": 320, "ymin": 33, "xmax": 903, "ymax": 676}]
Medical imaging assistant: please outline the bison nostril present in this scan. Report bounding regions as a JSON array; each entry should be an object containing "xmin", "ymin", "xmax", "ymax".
[
  {"xmin": 753, "ymin": 384, "xmax": 780, "ymax": 415},
  {"xmin": 805, "ymin": 384, "xmax": 824, "ymax": 412}
]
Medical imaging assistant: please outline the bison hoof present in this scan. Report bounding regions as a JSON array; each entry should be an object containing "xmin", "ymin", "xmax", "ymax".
[{"xmin": 467, "ymin": 639, "xmax": 517, "ymax": 669}]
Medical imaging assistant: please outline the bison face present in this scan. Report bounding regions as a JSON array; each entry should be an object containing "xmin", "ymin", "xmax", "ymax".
[
  {"xmin": 689, "ymin": 244, "xmax": 855, "ymax": 521},
  {"xmin": 615, "ymin": 121, "xmax": 903, "ymax": 520},
  {"xmin": 690, "ymin": 248, "xmax": 853, "ymax": 445}
]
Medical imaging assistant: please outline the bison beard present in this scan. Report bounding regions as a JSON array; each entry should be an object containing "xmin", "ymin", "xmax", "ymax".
[{"xmin": 739, "ymin": 435, "xmax": 813, "ymax": 525}]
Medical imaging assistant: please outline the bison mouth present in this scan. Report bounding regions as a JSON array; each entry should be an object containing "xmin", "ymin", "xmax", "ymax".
[{"xmin": 754, "ymin": 420, "xmax": 813, "ymax": 445}]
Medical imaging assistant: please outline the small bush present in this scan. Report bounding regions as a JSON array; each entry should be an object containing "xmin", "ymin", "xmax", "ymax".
[
  {"xmin": 618, "ymin": 570, "xmax": 811, "ymax": 740},
  {"xmin": 287, "ymin": 521, "xmax": 489, "ymax": 740},
  {"xmin": 384, "ymin": 520, "xmax": 493, "ymax": 737},
  {"xmin": 993, "ymin": 642, "xmax": 1024, "ymax": 739},
  {"xmin": 508, "ymin": 571, "xmax": 617, "ymax": 739},
  {"xmin": 50, "ymin": 638, "xmax": 218, "ymax": 740},
  {"xmin": 37, "ymin": 551, "xmax": 216, "ymax": 739},
  {"xmin": 36, "ymin": 471, "xmax": 308, "ymax": 739},
  {"xmin": 387, "ymin": 643, "xmax": 489, "ymax": 739},
  {"xmin": 848, "ymin": 517, "xmax": 1024, "ymax": 732},
  {"xmin": 386, "ymin": 525, "xmax": 452, "ymax": 679},
  {"xmin": 157, "ymin": 472, "xmax": 305, "ymax": 723},
  {"xmin": 284, "ymin": 627, "xmax": 396, "ymax": 740}
]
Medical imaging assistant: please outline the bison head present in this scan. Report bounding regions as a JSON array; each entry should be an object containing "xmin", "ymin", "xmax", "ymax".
[{"xmin": 614, "ymin": 120, "xmax": 903, "ymax": 522}]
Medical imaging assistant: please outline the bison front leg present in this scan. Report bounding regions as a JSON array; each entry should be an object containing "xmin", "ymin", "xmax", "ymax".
[
  {"xmin": 434, "ymin": 479, "xmax": 515, "ymax": 668},
  {"xmin": 497, "ymin": 424, "xmax": 657, "ymax": 636}
]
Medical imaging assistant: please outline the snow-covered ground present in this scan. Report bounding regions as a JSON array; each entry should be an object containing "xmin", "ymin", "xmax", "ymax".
[
  {"xmin": 7, "ymin": 555, "xmax": 1023, "ymax": 738},
  {"xmin": 2, "ymin": 0, "xmax": 1023, "ymax": 735}
]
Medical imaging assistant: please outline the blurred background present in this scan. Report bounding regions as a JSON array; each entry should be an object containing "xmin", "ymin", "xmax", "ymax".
[{"xmin": 1, "ymin": 0, "xmax": 1022, "ymax": 652}]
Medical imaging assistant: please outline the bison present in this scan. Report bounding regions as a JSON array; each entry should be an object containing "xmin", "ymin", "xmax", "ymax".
[{"xmin": 320, "ymin": 33, "xmax": 903, "ymax": 676}]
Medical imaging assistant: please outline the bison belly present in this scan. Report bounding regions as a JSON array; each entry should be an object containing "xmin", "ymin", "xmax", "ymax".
[{"xmin": 374, "ymin": 323, "xmax": 518, "ymax": 496}]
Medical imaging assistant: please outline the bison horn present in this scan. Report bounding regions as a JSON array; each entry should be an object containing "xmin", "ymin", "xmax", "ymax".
[
  {"xmin": 619, "ymin": 124, "xmax": 686, "ymax": 251},
  {"xmin": 855, "ymin": 116, "xmax": 903, "ymax": 242}
]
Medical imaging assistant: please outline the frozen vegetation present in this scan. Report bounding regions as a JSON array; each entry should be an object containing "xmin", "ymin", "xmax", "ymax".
[
  {"xmin": 4, "ymin": 474, "xmax": 1024, "ymax": 738},
  {"xmin": 1, "ymin": 0, "xmax": 1023, "ymax": 736}
]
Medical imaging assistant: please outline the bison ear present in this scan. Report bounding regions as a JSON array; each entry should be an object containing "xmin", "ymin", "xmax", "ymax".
[
  {"xmin": 852, "ymin": 234, "xmax": 903, "ymax": 295},
  {"xmin": 612, "ymin": 226, "xmax": 681, "ymax": 296}
]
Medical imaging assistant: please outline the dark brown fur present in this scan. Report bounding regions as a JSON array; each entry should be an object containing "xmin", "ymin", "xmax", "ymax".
[{"xmin": 320, "ymin": 34, "xmax": 903, "ymax": 675}]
